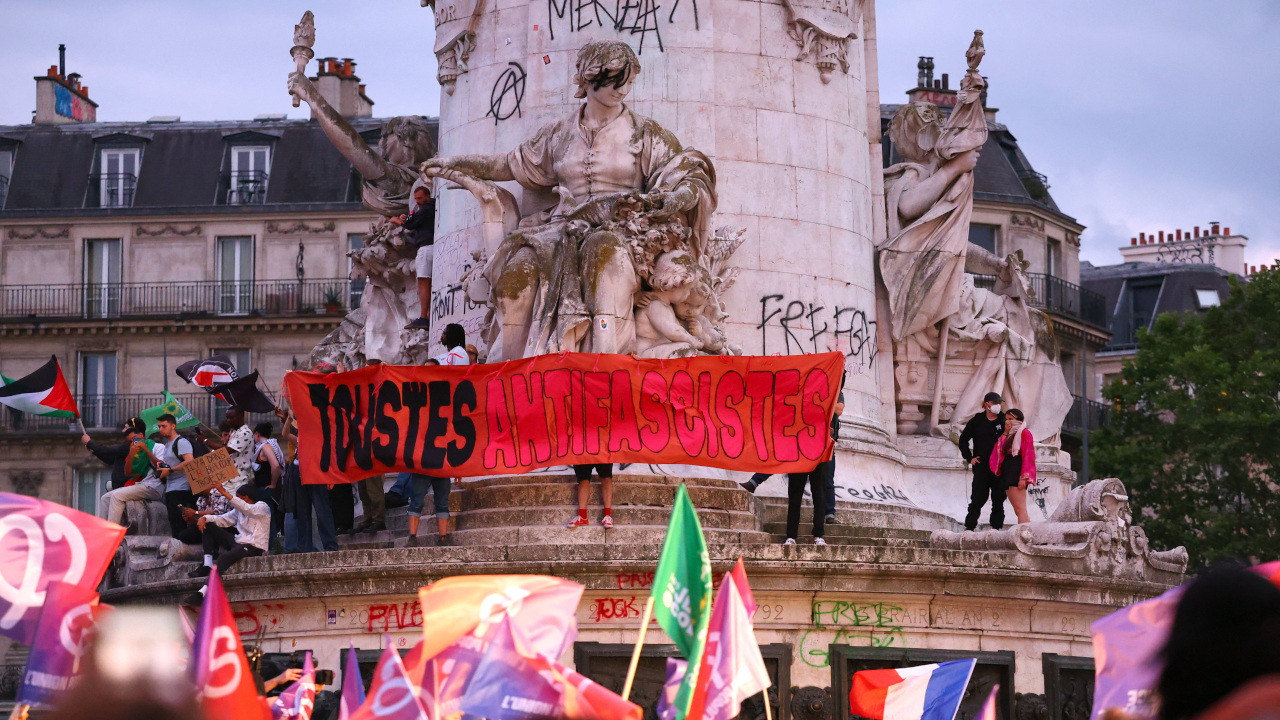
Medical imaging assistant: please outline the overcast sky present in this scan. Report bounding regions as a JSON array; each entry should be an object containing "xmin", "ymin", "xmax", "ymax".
[{"xmin": 2, "ymin": 0, "xmax": 1277, "ymax": 269}]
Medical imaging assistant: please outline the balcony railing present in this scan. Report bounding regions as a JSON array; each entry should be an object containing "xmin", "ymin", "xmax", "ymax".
[
  {"xmin": 1061, "ymin": 394, "xmax": 1110, "ymax": 436},
  {"xmin": 223, "ymin": 170, "xmax": 269, "ymax": 205},
  {"xmin": 0, "ymin": 278, "xmax": 357, "ymax": 320},
  {"xmin": 86, "ymin": 172, "xmax": 137, "ymax": 208},
  {"xmin": 972, "ymin": 272, "xmax": 1109, "ymax": 329},
  {"xmin": 1, "ymin": 393, "xmax": 278, "ymax": 436}
]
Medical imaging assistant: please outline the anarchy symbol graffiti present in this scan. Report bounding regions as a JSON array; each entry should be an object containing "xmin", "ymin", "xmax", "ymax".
[{"xmin": 487, "ymin": 62, "xmax": 526, "ymax": 125}]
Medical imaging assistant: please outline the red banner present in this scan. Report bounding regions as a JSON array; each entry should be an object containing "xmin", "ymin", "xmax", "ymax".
[{"xmin": 285, "ymin": 352, "xmax": 843, "ymax": 484}]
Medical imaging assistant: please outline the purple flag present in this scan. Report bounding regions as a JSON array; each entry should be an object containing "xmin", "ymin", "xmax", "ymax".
[
  {"xmin": 657, "ymin": 658, "xmax": 688, "ymax": 720},
  {"xmin": 348, "ymin": 641, "xmax": 428, "ymax": 720},
  {"xmin": 272, "ymin": 652, "xmax": 316, "ymax": 720},
  {"xmin": 16, "ymin": 581, "xmax": 99, "ymax": 708},
  {"xmin": 1089, "ymin": 586, "xmax": 1185, "ymax": 720},
  {"xmin": 691, "ymin": 569, "xmax": 771, "ymax": 720},
  {"xmin": 459, "ymin": 616, "xmax": 562, "ymax": 720},
  {"xmin": 339, "ymin": 644, "xmax": 366, "ymax": 720}
]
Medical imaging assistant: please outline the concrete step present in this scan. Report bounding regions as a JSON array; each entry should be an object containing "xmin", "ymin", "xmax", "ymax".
[
  {"xmin": 757, "ymin": 497, "xmax": 963, "ymax": 532},
  {"xmin": 459, "ymin": 476, "xmax": 754, "ymax": 514},
  {"xmin": 761, "ymin": 521, "xmax": 933, "ymax": 542},
  {"xmin": 453, "ymin": 505, "xmax": 762, "ymax": 532}
]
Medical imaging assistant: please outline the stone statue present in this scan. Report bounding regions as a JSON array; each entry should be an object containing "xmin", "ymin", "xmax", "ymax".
[
  {"xmin": 930, "ymin": 478, "xmax": 1189, "ymax": 582},
  {"xmin": 879, "ymin": 32, "xmax": 1072, "ymax": 442},
  {"xmin": 286, "ymin": 20, "xmax": 435, "ymax": 365},
  {"xmin": 423, "ymin": 41, "xmax": 734, "ymax": 362}
]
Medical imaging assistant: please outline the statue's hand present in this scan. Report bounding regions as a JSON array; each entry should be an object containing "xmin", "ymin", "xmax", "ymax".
[
  {"xmin": 420, "ymin": 157, "xmax": 456, "ymax": 178},
  {"xmin": 946, "ymin": 148, "xmax": 981, "ymax": 176},
  {"xmin": 643, "ymin": 185, "xmax": 697, "ymax": 219},
  {"xmin": 287, "ymin": 71, "xmax": 318, "ymax": 105}
]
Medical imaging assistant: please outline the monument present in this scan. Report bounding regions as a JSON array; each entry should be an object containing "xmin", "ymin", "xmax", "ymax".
[{"xmin": 93, "ymin": 5, "xmax": 1188, "ymax": 719}]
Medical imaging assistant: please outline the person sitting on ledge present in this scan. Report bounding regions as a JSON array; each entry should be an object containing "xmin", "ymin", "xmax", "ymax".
[
  {"xmin": 182, "ymin": 483, "xmax": 270, "ymax": 606},
  {"xmin": 568, "ymin": 464, "xmax": 614, "ymax": 529},
  {"xmin": 391, "ymin": 183, "xmax": 436, "ymax": 331}
]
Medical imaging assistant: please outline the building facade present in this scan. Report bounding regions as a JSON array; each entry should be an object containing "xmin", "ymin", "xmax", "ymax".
[
  {"xmin": 1083, "ymin": 223, "xmax": 1250, "ymax": 393},
  {"xmin": 0, "ymin": 58, "xmax": 423, "ymax": 515}
]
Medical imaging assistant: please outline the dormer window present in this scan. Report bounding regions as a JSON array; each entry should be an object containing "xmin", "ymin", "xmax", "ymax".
[
  {"xmin": 91, "ymin": 147, "xmax": 140, "ymax": 208},
  {"xmin": 0, "ymin": 148, "xmax": 12, "ymax": 209},
  {"xmin": 227, "ymin": 145, "xmax": 270, "ymax": 204}
]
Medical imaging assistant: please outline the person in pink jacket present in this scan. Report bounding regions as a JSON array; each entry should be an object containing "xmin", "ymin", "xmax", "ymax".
[{"xmin": 990, "ymin": 408, "xmax": 1036, "ymax": 524}]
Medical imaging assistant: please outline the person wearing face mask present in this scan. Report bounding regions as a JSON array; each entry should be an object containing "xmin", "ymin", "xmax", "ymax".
[
  {"xmin": 990, "ymin": 408, "xmax": 1035, "ymax": 524},
  {"xmin": 958, "ymin": 391, "xmax": 1006, "ymax": 531}
]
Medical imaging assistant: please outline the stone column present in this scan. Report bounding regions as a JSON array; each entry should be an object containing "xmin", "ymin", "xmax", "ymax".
[{"xmin": 425, "ymin": 0, "xmax": 907, "ymax": 495}]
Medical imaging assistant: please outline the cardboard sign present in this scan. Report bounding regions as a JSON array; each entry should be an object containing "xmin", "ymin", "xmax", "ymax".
[
  {"xmin": 183, "ymin": 447, "xmax": 239, "ymax": 495},
  {"xmin": 285, "ymin": 352, "xmax": 844, "ymax": 484}
]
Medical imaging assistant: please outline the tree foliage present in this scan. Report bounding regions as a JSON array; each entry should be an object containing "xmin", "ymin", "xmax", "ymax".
[{"xmin": 1093, "ymin": 268, "xmax": 1280, "ymax": 568}]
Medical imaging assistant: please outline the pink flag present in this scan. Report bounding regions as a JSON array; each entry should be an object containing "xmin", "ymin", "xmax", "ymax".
[
  {"xmin": 976, "ymin": 684, "xmax": 999, "ymax": 720},
  {"xmin": 16, "ymin": 581, "xmax": 100, "ymax": 708},
  {"xmin": 349, "ymin": 642, "xmax": 429, "ymax": 720},
  {"xmin": 0, "ymin": 492, "xmax": 125, "ymax": 643},
  {"xmin": 686, "ymin": 561, "xmax": 771, "ymax": 720},
  {"xmin": 272, "ymin": 651, "xmax": 316, "ymax": 720},
  {"xmin": 192, "ymin": 568, "xmax": 270, "ymax": 720}
]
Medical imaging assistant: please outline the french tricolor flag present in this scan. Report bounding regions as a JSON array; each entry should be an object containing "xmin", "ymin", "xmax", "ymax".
[{"xmin": 850, "ymin": 659, "xmax": 976, "ymax": 720}]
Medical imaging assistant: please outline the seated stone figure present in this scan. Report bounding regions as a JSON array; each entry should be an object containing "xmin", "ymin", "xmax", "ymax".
[{"xmin": 423, "ymin": 40, "xmax": 722, "ymax": 362}]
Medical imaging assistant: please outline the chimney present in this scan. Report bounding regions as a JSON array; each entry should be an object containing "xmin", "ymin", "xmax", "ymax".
[
  {"xmin": 925, "ymin": 57, "xmax": 935, "ymax": 87},
  {"xmin": 1158, "ymin": 231, "xmax": 1165, "ymax": 243},
  {"xmin": 1211, "ymin": 222, "xmax": 1220, "ymax": 235},
  {"xmin": 33, "ymin": 45, "xmax": 97, "ymax": 124},
  {"xmin": 1176, "ymin": 229, "xmax": 1182, "ymax": 241},
  {"xmin": 312, "ymin": 55, "xmax": 374, "ymax": 118},
  {"xmin": 1194, "ymin": 226, "xmax": 1200, "ymax": 238},
  {"xmin": 1131, "ymin": 238, "xmax": 1137, "ymax": 246},
  {"xmin": 1139, "ymin": 232, "xmax": 1146, "ymax": 244},
  {"xmin": 941, "ymin": 73, "xmax": 949, "ymax": 90},
  {"xmin": 1224, "ymin": 227, "xmax": 1230, "ymax": 236}
]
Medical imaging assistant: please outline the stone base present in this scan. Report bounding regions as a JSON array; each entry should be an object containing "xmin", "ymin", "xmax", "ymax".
[{"xmin": 896, "ymin": 435, "xmax": 1075, "ymax": 526}]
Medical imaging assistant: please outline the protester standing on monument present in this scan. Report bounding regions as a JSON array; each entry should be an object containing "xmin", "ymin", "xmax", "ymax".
[
  {"xmin": 568, "ymin": 464, "xmax": 613, "ymax": 528},
  {"xmin": 392, "ymin": 182, "xmax": 435, "ymax": 331},
  {"xmin": 784, "ymin": 465, "xmax": 827, "ymax": 546},
  {"xmin": 94, "ymin": 417, "xmax": 165, "ymax": 526},
  {"xmin": 176, "ymin": 486, "xmax": 232, "ymax": 548},
  {"xmin": 435, "ymin": 323, "xmax": 469, "ymax": 366},
  {"xmin": 182, "ymin": 483, "xmax": 271, "ymax": 605},
  {"xmin": 82, "ymin": 416, "xmax": 152, "ymax": 491},
  {"xmin": 252, "ymin": 423, "xmax": 285, "ymax": 547},
  {"xmin": 155, "ymin": 414, "xmax": 196, "ymax": 539},
  {"xmin": 959, "ymin": 392, "xmax": 1007, "ymax": 531},
  {"xmin": 277, "ymin": 407, "xmax": 339, "ymax": 553},
  {"xmin": 990, "ymin": 408, "xmax": 1035, "ymax": 525}
]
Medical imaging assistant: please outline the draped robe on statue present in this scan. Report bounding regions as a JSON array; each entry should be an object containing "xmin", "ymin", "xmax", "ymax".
[{"xmin": 485, "ymin": 104, "xmax": 716, "ymax": 355}]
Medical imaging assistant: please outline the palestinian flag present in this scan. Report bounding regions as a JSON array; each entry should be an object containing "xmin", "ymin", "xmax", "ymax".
[
  {"xmin": 0, "ymin": 357, "xmax": 79, "ymax": 418},
  {"xmin": 140, "ymin": 392, "xmax": 201, "ymax": 436}
]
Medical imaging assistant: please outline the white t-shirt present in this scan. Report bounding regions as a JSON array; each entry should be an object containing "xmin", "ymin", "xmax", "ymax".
[
  {"xmin": 159, "ymin": 436, "xmax": 195, "ymax": 493},
  {"xmin": 433, "ymin": 347, "xmax": 469, "ymax": 366}
]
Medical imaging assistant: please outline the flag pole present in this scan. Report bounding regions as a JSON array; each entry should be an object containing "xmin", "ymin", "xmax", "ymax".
[
  {"xmin": 763, "ymin": 691, "xmax": 773, "ymax": 720},
  {"xmin": 620, "ymin": 595, "xmax": 655, "ymax": 702}
]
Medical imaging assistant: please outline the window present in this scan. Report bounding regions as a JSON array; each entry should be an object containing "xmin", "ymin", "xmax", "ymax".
[
  {"xmin": 79, "ymin": 352, "xmax": 118, "ymax": 428},
  {"xmin": 1047, "ymin": 238, "xmax": 1062, "ymax": 278},
  {"xmin": 348, "ymin": 233, "xmax": 365, "ymax": 309},
  {"xmin": 1195, "ymin": 289, "xmax": 1220, "ymax": 308},
  {"xmin": 73, "ymin": 468, "xmax": 111, "ymax": 516},
  {"xmin": 228, "ymin": 146, "xmax": 270, "ymax": 204},
  {"xmin": 0, "ymin": 149, "xmax": 12, "ymax": 209},
  {"xmin": 96, "ymin": 148, "xmax": 139, "ymax": 208},
  {"xmin": 209, "ymin": 348, "xmax": 251, "ymax": 423},
  {"xmin": 968, "ymin": 224, "xmax": 998, "ymax": 254},
  {"xmin": 84, "ymin": 239, "xmax": 122, "ymax": 317},
  {"xmin": 217, "ymin": 236, "xmax": 254, "ymax": 314}
]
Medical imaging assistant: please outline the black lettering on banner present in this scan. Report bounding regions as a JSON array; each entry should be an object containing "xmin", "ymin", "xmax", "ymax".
[
  {"xmin": 308, "ymin": 384, "xmax": 335, "ymax": 472},
  {"xmin": 421, "ymin": 380, "xmax": 452, "ymax": 469},
  {"xmin": 373, "ymin": 381, "xmax": 401, "ymax": 467},
  {"xmin": 330, "ymin": 384, "xmax": 356, "ymax": 472},
  {"xmin": 352, "ymin": 384, "xmax": 377, "ymax": 471},
  {"xmin": 401, "ymin": 381, "xmax": 429, "ymax": 469},
  {"xmin": 487, "ymin": 63, "xmax": 526, "ymax": 125},
  {"xmin": 449, "ymin": 380, "xmax": 478, "ymax": 466}
]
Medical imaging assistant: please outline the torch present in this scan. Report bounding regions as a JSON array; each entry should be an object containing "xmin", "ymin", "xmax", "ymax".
[{"xmin": 290, "ymin": 11, "xmax": 316, "ymax": 108}]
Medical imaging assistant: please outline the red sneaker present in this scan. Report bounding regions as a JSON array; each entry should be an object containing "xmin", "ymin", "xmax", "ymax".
[
  {"xmin": 601, "ymin": 515, "xmax": 614, "ymax": 528},
  {"xmin": 566, "ymin": 516, "xmax": 589, "ymax": 528}
]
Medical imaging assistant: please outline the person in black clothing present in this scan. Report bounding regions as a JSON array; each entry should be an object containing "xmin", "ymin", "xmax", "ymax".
[
  {"xmin": 958, "ymin": 391, "xmax": 1007, "ymax": 531},
  {"xmin": 81, "ymin": 417, "xmax": 149, "ymax": 490},
  {"xmin": 393, "ymin": 184, "xmax": 436, "ymax": 330}
]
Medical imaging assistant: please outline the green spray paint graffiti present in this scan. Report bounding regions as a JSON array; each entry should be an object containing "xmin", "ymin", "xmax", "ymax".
[{"xmin": 800, "ymin": 600, "xmax": 908, "ymax": 667}]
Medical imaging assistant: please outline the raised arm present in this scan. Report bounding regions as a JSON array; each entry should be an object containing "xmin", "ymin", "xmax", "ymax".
[
  {"xmin": 895, "ymin": 149, "xmax": 980, "ymax": 223},
  {"xmin": 422, "ymin": 155, "xmax": 516, "ymax": 183},
  {"xmin": 288, "ymin": 72, "xmax": 389, "ymax": 182}
]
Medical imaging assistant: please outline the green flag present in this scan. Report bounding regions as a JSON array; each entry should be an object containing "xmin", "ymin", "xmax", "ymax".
[
  {"xmin": 140, "ymin": 392, "xmax": 201, "ymax": 436},
  {"xmin": 652, "ymin": 483, "xmax": 712, "ymax": 720}
]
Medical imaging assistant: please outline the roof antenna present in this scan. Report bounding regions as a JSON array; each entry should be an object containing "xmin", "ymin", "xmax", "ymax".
[{"xmin": 58, "ymin": 44, "xmax": 66, "ymax": 78}]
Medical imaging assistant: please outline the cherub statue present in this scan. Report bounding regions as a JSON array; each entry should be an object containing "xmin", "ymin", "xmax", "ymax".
[
  {"xmin": 676, "ymin": 280, "xmax": 739, "ymax": 355},
  {"xmin": 634, "ymin": 251, "xmax": 704, "ymax": 358}
]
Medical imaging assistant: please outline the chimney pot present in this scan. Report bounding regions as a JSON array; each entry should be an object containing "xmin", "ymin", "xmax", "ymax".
[
  {"xmin": 1139, "ymin": 232, "xmax": 1146, "ymax": 242},
  {"xmin": 1211, "ymin": 223, "xmax": 1220, "ymax": 234},
  {"xmin": 1194, "ymin": 226, "xmax": 1200, "ymax": 238},
  {"xmin": 1158, "ymin": 231, "xmax": 1165, "ymax": 243},
  {"xmin": 1176, "ymin": 229, "xmax": 1182, "ymax": 241},
  {"xmin": 1131, "ymin": 238, "xmax": 1137, "ymax": 245},
  {"xmin": 80, "ymin": 85, "xmax": 87, "ymax": 97},
  {"xmin": 941, "ymin": 73, "xmax": 949, "ymax": 90},
  {"xmin": 1224, "ymin": 227, "xmax": 1230, "ymax": 235},
  {"xmin": 48, "ymin": 65, "xmax": 57, "ymax": 78},
  {"xmin": 58, "ymin": 43, "xmax": 66, "ymax": 79}
]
